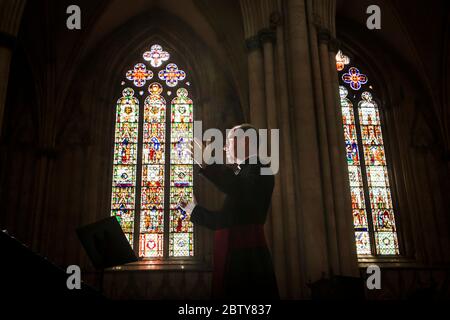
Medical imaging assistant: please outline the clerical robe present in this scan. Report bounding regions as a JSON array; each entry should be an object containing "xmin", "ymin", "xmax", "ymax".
[{"xmin": 190, "ymin": 158, "xmax": 279, "ymax": 299}]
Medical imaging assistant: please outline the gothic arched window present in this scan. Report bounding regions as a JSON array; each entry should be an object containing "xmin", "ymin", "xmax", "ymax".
[
  {"xmin": 336, "ymin": 50, "xmax": 399, "ymax": 256},
  {"xmin": 111, "ymin": 44, "xmax": 194, "ymax": 259}
]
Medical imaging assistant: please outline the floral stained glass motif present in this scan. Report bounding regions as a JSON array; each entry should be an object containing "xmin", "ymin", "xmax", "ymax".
[
  {"xmin": 336, "ymin": 51, "xmax": 399, "ymax": 256},
  {"xmin": 158, "ymin": 63, "xmax": 186, "ymax": 87},
  {"xmin": 169, "ymin": 88, "xmax": 194, "ymax": 257},
  {"xmin": 111, "ymin": 88, "xmax": 139, "ymax": 245},
  {"xmin": 126, "ymin": 63, "xmax": 153, "ymax": 87},
  {"xmin": 342, "ymin": 67, "xmax": 368, "ymax": 91},
  {"xmin": 143, "ymin": 44, "xmax": 170, "ymax": 68}
]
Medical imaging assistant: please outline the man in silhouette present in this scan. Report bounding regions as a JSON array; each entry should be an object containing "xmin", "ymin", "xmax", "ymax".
[{"xmin": 182, "ymin": 124, "xmax": 279, "ymax": 299}]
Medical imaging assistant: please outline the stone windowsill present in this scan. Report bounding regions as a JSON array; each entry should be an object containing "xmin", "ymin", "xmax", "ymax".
[
  {"xmin": 105, "ymin": 258, "xmax": 213, "ymax": 272},
  {"xmin": 357, "ymin": 256, "xmax": 429, "ymax": 269}
]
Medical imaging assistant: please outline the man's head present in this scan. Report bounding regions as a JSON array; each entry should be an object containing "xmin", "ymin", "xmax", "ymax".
[{"xmin": 224, "ymin": 123, "xmax": 259, "ymax": 164}]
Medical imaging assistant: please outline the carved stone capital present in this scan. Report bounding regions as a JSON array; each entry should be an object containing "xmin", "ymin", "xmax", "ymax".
[
  {"xmin": 258, "ymin": 28, "xmax": 276, "ymax": 44},
  {"xmin": 245, "ymin": 35, "xmax": 261, "ymax": 52}
]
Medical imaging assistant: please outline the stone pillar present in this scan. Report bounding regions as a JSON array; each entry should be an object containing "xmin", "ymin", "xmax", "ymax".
[
  {"xmin": 286, "ymin": 0, "xmax": 331, "ymax": 287},
  {"xmin": 0, "ymin": 0, "xmax": 26, "ymax": 131},
  {"xmin": 305, "ymin": 10, "xmax": 340, "ymax": 276},
  {"xmin": 245, "ymin": 36, "xmax": 267, "ymax": 129},
  {"xmin": 240, "ymin": 0, "xmax": 281, "ymax": 278},
  {"xmin": 273, "ymin": 7, "xmax": 304, "ymax": 298},
  {"xmin": 311, "ymin": 0, "xmax": 359, "ymax": 276},
  {"xmin": 259, "ymin": 27, "xmax": 288, "ymax": 297}
]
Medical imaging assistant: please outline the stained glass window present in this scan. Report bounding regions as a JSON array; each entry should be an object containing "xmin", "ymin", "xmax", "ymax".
[
  {"xmin": 336, "ymin": 50, "xmax": 399, "ymax": 256},
  {"xmin": 110, "ymin": 45, "xmax": 194, "ymax": 259}
]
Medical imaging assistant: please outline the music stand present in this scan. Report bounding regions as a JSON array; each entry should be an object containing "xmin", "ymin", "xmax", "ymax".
[{"xmin": 76, "ymin": 216, "xmax": 138, "ymax": 293}]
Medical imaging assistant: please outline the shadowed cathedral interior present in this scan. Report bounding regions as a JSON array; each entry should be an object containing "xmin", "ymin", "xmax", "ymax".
[{"xmin": 0, "ymin": 0, "xmax": 449, "ymax": 300}]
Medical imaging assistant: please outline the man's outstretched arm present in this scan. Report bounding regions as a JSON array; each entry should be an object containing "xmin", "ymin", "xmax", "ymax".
[{"xmin": 189, "ymin": 205, "xmax": 231, "ymax": 231}]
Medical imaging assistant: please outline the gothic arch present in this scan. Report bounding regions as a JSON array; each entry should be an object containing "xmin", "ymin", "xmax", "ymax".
[
  {"xmin": 336, "ymin": 18, "xmax": 450, "ymax": 264},
  {"xmin": 55, "ymin": 8, "xmax": 245, "ymax": 270}
]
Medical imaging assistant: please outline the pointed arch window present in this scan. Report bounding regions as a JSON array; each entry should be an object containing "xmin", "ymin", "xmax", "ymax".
[
  {"xmin": 111, "ymin": 44, "xmax": 194, "ymax": 259},
  {"xmin": 336, "ymin": 50, "xmax": 399, "ymax": 256}
]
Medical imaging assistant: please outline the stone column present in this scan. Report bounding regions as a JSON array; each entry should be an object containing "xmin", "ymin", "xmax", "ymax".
[
  {"xmin": 273, "ymin": 7, "xmax": 304, "ymax": 298},
  {"xmin": 240, "ymin": 0, "xmax": 276, "ymax": 269},
  {"xmin": 305, "ymin": 10, "xmax": 340, "ymax": 276},
  {"xmin": 310, "ymin": 0, "xmax": 359, "ymax": 276},
  {"xmin": 259, "ymin": 27, "xmax": 288, "ymax": 296},
  {"xmin": 286, "ymin": 0, "xmax": 331, "ymax": 287},
  {"xmin": 245, "ymin": 36, "xmax": 267, "ymax": 130},
  {"xmin": 0, "ymin": 0, "xmax": 26, "ymax": 131}
]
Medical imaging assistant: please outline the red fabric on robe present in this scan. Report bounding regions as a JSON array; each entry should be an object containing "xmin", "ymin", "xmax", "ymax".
[{"xmin": 212, "ymin": 224, "xmax": 266, "ymax": 298}]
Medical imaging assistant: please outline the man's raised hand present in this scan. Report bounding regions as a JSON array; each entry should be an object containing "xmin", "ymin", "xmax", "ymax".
[{"xmin": 186, "ymin": 137, "xmax": 206, "ymax": 168}]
